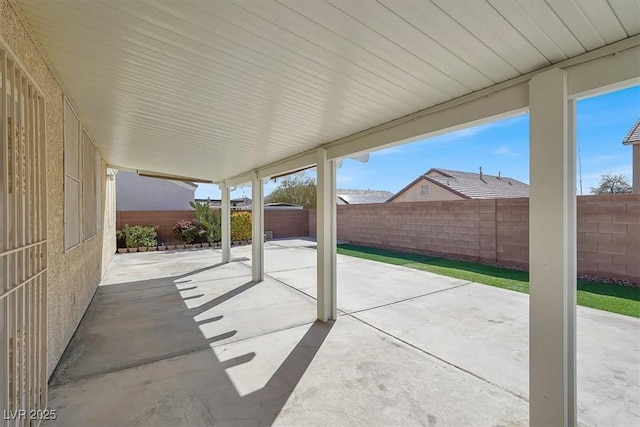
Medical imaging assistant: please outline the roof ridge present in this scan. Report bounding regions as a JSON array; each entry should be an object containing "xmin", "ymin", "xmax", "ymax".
[{"xmin": 622, "ymin": 118, "xmax": 640, "ymax": 145}]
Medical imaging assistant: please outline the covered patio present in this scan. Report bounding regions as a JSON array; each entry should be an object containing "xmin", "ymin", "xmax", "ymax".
[
  {"xmin": 46, "ymin": 240, "xmax": 638, "ymax": 426},
  {"xmin": 1, "ymin": 1, "xmax": 639, "ymax": 425}
]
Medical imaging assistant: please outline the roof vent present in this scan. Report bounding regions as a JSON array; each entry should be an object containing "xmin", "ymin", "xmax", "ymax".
[{"xmin": 498, "ymin": 171, "xmax": 501, "ymax": 180}]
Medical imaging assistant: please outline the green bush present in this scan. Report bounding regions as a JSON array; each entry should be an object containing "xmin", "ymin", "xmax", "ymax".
[
  {"xmin": 231, "ymin": 211, "xmax": 252, "ymax": 241},
  {"xmin": 117, "ymin": 224, "xmax": 158, "ymax": 248},
  {"xmin": 172, "ymin": 219, "xmax": 206, "ymax": 244},
  {"xmin": 190, "ymin": 199, "xmax": 221, "ymax": 243}
]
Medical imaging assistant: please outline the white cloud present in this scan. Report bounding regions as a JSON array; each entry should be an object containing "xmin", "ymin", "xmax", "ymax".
[{"xmin": 494, "ymin": 146, "xmax": 517, "ymax": 156}]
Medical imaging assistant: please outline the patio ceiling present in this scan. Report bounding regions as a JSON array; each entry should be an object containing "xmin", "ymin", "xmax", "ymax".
[{"xmin": 15, "ymin": 0, "xmax": 640, "ymax": 182}]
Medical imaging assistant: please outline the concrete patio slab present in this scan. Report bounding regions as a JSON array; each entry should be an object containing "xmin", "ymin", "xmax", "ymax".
[
  {"xmin": 46, "ymin": 239, "xmax": 639, "ymax": 426},
  {"xmin": 101, "ymin": 249, "xmax": 225, "ymax": 286},
  {"xmin": 269, "ymin": 256, "xmax": 469, "ymax": 313},
  {"xmin": 353, "ymin": 282, "xmax": 640, "ymax": 427},
  {"xmin": 237, "ymin": 245, "xmax": 357, "ymax": 273},
  {"xmin": 46, "ymin": 317, "xmax": 528, "ymax": 427},
  {"xmin": 51, "ymin": 256, "xmax": 317, "ymax": 386}
]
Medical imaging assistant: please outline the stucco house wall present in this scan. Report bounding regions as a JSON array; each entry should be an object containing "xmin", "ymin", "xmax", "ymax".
[
  {"xmin": 390, "ymin": 178, "xmax": 464, "ymax": 202},
  {"xmin": 116, "ymin": 171, "xmax": 196, "ymax": 210},
  {"xmin": 1, "ymin": 1, "xmax": 116, "ymax": 376}
]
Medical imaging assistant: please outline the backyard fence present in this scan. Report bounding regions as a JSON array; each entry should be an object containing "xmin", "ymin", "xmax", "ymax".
[
  {"xmin": 116, "ymin": 208, "xmax": 310, "ymax": 245},
  {"xmin": 117, "ymin": 194, "xmax": 639, "ymax": 283},
  {"xmin": 309, "ymin": 194, "xmax": 639, "ymax": 283}
]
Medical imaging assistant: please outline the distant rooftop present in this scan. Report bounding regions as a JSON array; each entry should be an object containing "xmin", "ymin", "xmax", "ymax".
[
  {"xmin": 389, "ymin": 168, "xmax": 529, "ymax": 201},
  {"xmin": 337, "ymin": 189, "xmax": 394, "ymax": 205},
  {"xmin": 426, "ymin": 168, "xmax": 529, "ymax": 199},
  {"xmin": 622, "ymin": 119, "xmax": 640, "ymax": 145}
]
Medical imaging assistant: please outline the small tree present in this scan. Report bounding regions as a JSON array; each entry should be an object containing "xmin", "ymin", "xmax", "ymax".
[
  {"xmin": 190, "ymin": 199, "xmax": 221, "ymax": 243},
  {"xmin": 590, "ymin": 173, "xmax": 632, "ymax": 195},
  {"xmin": 265, "ymin": 177, "xmax": 317, "ymax": 208}
]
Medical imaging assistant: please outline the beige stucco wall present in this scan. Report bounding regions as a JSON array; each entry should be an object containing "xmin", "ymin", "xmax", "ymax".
[
  {"xmin": 391, "ymin": 178, "xmax": 464, "ymax": 202},
  {"xmin": 1, "ymin": 1, "xmax": 115, "ymax": 377}
]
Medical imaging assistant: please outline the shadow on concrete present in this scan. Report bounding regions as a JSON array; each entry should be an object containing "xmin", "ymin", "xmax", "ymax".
[
  {"xmin": 48, "ymin": 256, "xmax": 332, "ymax": 426},
  {"xmin": 49, "ymin": 261, "xmax": 250, "ymax": 385}
]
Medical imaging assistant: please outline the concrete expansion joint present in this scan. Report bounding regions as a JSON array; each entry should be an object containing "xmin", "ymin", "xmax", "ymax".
[
  {"xmin": 345, "ymin": 281, "xmax": 474, "ymax": 316},
  {"xmin": 264, "ymin": 273, "xmax": 318, "ymax": 302},
  {"xmin": 347, "ymin": 314, "xmax": 528, "ymax": 404},
  {"xmin": 51, "ymin": 319, "xmax": 321, "ymax": 389},
  {"xmin": 49, "ymin": 343, "xmax": 217, "ymax": 388}
]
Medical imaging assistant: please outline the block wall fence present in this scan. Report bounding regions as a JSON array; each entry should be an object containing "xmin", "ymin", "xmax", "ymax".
[
  {"xmin": 116, "ymin": 209, "xmax": 310, "ymax": 244},
  {"xmin": 309, "ymin": 194, "xmax": 639, "ymax": 283},
  {"xmin": 116, "ymin": 194, "xmax": 638, "ymax": 283}
]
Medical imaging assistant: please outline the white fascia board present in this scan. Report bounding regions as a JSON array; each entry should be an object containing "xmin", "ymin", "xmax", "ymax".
[
  {"xmin": 326, "ymin": 82, "xmax": 529, "ymax": 160},
  {"xmin": 223, "ymin": 172, "xmax": 255, "ymax": 187},
  {"xmin": 221, "ymin": 36, "xmax": 639, "ymax": 182},
  {"xmin": 257, "ymin": 151, "xmax": 317, "ymax": 180},
  {"xmin": 567, "ymin": 45, "xmax": 640, "ymax": 100},
  {"xmin": 171, "ymin": 180, "xmax": 198, "ymax": 190},
  {"xmin": 326, "ymin": 40, "xmax": 640, "ymax": 161}
]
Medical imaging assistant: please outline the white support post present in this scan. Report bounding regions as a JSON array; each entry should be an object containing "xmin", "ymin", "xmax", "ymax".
[
  {"xmin": 529, "ymin": 68, "xmax": 577, "ymax": 427},
  {"xmin": 316, "ymin": 148, "xmax": 337, "ymax": 322},
  {"xmin": 220, "ymin": 183, "xmax": 231, "ymax": 264},
  {"xmin": 251, "ymin": 173, "xmax": 264, "ymax": 282}
]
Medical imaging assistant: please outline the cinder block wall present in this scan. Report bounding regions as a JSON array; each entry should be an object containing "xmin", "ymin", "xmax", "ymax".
[
  {"xmin": 308, "ymin": 194, "xmax": 639, "ymax": 283},
  {"xmin": 264, "ymin": 210, "xmax": 309, "ymax": 238},
  {"xmin": 117, "ymin": 209, "xmax": 310, "ymax": 244},
  {"xmin": 578, "ymin": 195, "xmax": 639, "ymax": 280},
  {"xmin": 117, "ymin": 210, "xmax": 197, "ymax": 244}
]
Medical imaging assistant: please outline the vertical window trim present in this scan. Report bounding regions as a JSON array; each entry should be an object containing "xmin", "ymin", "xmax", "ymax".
[
  {"xmin": 96, "ymin": 153, "xmax": 103, "ymax": 233},
  {"xmin": 82, "ymin": 128, "xmax": 97, "ymax": 241},
  {"xmin": 63, "ymin": 97, "xmax": 82, "ymax": 251}
]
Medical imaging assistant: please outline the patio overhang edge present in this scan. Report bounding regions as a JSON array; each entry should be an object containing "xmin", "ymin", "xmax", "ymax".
[{"xmin": 221, "ymin": 36, "xmax": 640, "ymax": 186}]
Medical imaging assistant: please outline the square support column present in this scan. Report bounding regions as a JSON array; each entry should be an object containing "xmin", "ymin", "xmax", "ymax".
[
  {"xmin": 252, "ymin": 173, "xmax": 264, "ymax": 282},
  {"xmin": 316, "ymin": 148, "xmax": 337, "ymax": 322},
  {"xmin": 220, "ymin": 183, "xmax": 231, "ymax": 263},
  {"xmin": 529, "ymin": 68, "xmax": 577, "ymax": 427}
]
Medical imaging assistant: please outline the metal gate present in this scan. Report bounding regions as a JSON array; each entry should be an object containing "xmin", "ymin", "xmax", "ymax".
[{"xmin": 1, "ymin": 45, "xmax": 48, "ymax": 426}]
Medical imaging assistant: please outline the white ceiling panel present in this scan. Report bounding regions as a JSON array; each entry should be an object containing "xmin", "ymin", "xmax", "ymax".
[{"xmin": 14, "ymin": 0, "xmax": 639, "ymax": 182}]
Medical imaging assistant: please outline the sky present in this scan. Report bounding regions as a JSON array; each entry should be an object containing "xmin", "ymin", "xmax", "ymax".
[{"xmin": 196, "ymin": 85, "xmax": 639, "ymax": 199}]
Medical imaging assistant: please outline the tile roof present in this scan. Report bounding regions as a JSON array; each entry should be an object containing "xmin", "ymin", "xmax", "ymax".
[
  {"xmin": 337, "ymin": 189, "xmax": 394, "ymax": 204},
  {"xmin": 424, "ymin": 168, "xmax": 529, "ymax": 199},
  {"xmin": 622, "ymin": 119, "xmax": 640, "ymax": 145}
]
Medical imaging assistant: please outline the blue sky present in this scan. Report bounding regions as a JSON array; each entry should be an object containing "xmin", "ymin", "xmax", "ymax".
[{"xmin": 196, "ymin": 85, "xmax": 639, "ymax": 199}]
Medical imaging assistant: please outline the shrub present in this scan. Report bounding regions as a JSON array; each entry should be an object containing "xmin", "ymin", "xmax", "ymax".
[
  {"xmin": 190, "ymin": 199, "xmax": 221, "ymax": 243},
  {"xmin": 117, "ymin": 224, "xmax": 158, "ymax": 248},
  {"xmin": 231, "ymin": 211, "xmax": 252, "ymax": 241},
  {"xmin": 173, "ymin": 219, "xmax": 207, "ymax": 244}
]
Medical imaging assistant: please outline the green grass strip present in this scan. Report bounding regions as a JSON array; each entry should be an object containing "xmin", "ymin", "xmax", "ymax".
[{"xmin": 336, "ymin": 244, "xmax": 639, "ymax": 318}]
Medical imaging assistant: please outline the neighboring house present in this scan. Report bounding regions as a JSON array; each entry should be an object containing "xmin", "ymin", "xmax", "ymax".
[
  {"xmin": 195, "ymin": 197, "xmax": 252, "ymax": 210},
  {"xmin": 265, "ymin": 203, "xmax": 304, "ymax": 210},
  {"xmin": 622, "ymin": 119, "xmax": 640, "ymax": 193},
  {"xmin": 116, "ymin": 171, "xmax": 198, "ymax": 210},
  {"xmin": 337, "ymin": 189, "xmax": 394, "ymax": 204},
  {"xmin": 388, "ymin": 168, "xmax": 529, "ymax": 202}
]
